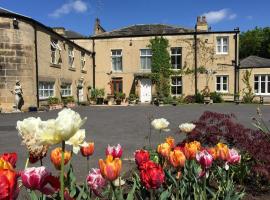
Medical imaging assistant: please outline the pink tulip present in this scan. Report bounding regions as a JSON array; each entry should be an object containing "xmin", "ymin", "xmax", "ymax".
[
  {"xmin": 227, "ymin": 148, "xmax": 241, "ymax": 164},
  {"xmin": 86, "ymin": 168, "xmax": 107, "ymax": 196},
  {"xmin": 21, "ymin": 167, "xmax": 60, "ymax": 195},
  {"xmin": 196, "ymin": 150, "xmax": 213, "ymax": 169},
  {"xmin": 105, "ymin": 144, "xmax": 123, "ymax": 158}
]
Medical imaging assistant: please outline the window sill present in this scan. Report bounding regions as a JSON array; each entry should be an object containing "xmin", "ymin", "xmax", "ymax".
[
  {"xmin": 216, "ymin": 90, "xmax": 229, "ymax": 93},
  {"xmin": 216, "ymin": 52, "xmax": 229, "ymax": 55},
  {"xmin": 112, "ymin": 71, "xmax": 123, "ymax": 73},
  {"xmin": 50, "ymin": 63, "xmax": 61, "ymax": 68},
  {"xmin": 81, "ymin": 69, "xmax": 87, "ymax": 74},
  {"xmin": 68, "ymin": 67, "xmax": 76, "ymax": 71},
  {"xmin": 140, "ymin": 69, "xmax": 151, "ymax": 73}
]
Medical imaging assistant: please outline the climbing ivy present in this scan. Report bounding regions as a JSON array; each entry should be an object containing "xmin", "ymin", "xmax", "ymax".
[{"xmin": 149, "ymin": 37, "xmax": 171, "ymax": 98}]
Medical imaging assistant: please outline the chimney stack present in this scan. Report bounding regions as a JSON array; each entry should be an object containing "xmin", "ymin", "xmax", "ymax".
[
  {"xmin": 52, "ymin": 27, "xmax": 66, "ymax": 36},
  {"xmin": 94, "ymin": 18, "xmax": 105, "ymax": 35},
  {"xmin": 196, "ymin": 16, "xmax": 208, "ymax": 32}
]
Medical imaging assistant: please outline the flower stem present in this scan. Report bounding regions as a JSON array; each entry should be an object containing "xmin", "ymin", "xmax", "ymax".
[
  {"xmin": 87, "ymin": 156, "xmax": 90, "ymax": 172},
  {"xmin": 150, "ymin": 189, "xmax": 155, "ymax": 200},
  {"xmin": 24, "ymin": 156, "xmax": 29, "ymax": 169},
  {"xmin": 40, "ymin": 158, "xmax": 43, "ymax": 166},
  {"xmin": 60, "ymin": 141, "xmax": 65, "ymax": 200}
]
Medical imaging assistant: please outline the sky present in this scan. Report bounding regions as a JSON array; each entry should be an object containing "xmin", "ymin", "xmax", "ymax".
[{"xmin": 0, "ymin": 0, "xmax": 269, "ymax": 36}]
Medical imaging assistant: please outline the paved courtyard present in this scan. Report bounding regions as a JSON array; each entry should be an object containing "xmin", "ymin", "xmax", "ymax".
[{"xmin": 0, "ymin": 104, "xmax": 270, "ymax": 183}]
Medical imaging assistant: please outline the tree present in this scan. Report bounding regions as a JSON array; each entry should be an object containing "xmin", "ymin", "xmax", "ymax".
[{"xmin": 149, "ymin": 37, "xmax": 171, "ymax": 98}]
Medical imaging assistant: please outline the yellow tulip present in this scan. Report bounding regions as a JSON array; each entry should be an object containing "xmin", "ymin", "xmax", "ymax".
[{"xmin": 99, "ymin": 155, "xmax": 122, "ymax": 181}]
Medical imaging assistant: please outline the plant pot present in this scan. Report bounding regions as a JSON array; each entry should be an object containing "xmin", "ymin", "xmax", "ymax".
[
  {"xmin": 103, "ymin": 99, "xmax": 109, "ymax": 105},
  {"xmin": 96, "ymin": 97, "xmax": 104, "ymax": 105},
  {"xmin": 116, "ymin": 99, "xmax": 122, "ymax": 105},
  {"xmin": 28, "ymin": 106, "xmax": 37, "ymax": 112},
  {"xmin": 204, "ymin": 96, "xmax": 211, "ymax": 104},
  {"xmin": 172, "ymin": 102, "xmax": 177, "ymax": 106}
]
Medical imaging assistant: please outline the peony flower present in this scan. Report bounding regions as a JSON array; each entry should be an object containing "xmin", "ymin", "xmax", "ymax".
[
  {"xmin": 0, "ymin": 153, "xmax": 17, "ymax": 168},
  {"xmin": 196, "ymin": 150, "xmax": 213, "ymax": 169},
  {"xmin": 169, "ymin": 149, "xmax": 186, "ymax": 168},
  {"xmin": 184, "ymin": 141, "xmax": 201, "ymax": 160},
  {"xmin": 226, "ymin": 148, "xmax": 241, "ymax": 164},
  {"xmin": 21, "ymin": 167, "xmax": 60, "ymax": 195},
  {"xmin": 50, "ymin": 148, "xmax": 71, "ymax": 170},
  {"xmin": 179, "ymin": 123, "xmax": 196, "ymax": 133},
  {"xmin": 0, "ymin": 169, "xmax": 19, "ymax": 200},
  {"xmin": 151, "ymin": 118, "xmax": 170, "ymax": 131},
  {"xmin": 86, "ymin": 168, "xmax": 107, "ymax": 196},
  {"xmin": 0, "ymin": 158, "xmax": 14, "ymax": 171},
  {"xmin": 99, "ymin": 155, "xmax": 122, "ymax": 181},
  {"xmin": 139, "ymin": 160, "xmax": 165, "ymax": 190},
  {"xmin": 80, "ymin": 142, "xmax": 95, "ymax": 157},
  {"xmin": 66, "ymin": 129, "xmax": 88, "ymax": 154},
  {"xmin": 134, "ymin": 150, "xmax": 150, "ymax": 167},
  {"xmin": 215, "ymin": 143, "xmax": 229, "ymax": 161},
  {"xmin": 105, "ymin": 144, "xmax": 123, "ymax": 159},
  {"xmin": 157, "ymin": 142, "xmax": 171, "ymax": 158},
  {"xmin": 165, "ymin": 136, "xmax": 175, "ymax": 148}
]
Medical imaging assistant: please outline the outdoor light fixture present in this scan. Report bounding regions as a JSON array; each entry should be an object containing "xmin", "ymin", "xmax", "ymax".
[
  {"xmin": 13, "ymin": 18, "xmax": 19, "ymax": 29},
  {"xmin": 129, "ymin": 39, "xmax": 132, "ymax": 46}
]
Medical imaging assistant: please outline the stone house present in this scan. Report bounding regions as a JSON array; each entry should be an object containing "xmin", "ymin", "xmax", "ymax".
[{"xmin": 0, "ymin": 8, "xmax": 93, "ymax": 112}]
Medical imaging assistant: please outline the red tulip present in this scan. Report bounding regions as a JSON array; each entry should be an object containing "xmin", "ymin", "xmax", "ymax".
[
  {"xmin": 21, "ymin": 167, "xmax": 60, "ymax": 195},
  {"xmin": 80, "ymin": 142, "xmax": 95, "ymax": 157},
  {"xmin": 196, "ymin": 150, "xmax": 213, "ymax": 169},
  {"xmin": 105, "ymin": 144, "xmax": 123, "ymax": 158},
  {"xmin": 134, "ymin": 150, "xmax": 150, "ymax": 167},
  {"xmin": 0, "ymin": 169, "xmax": 19, "ymax": 200},
  {"xmin": 226, "ymin": 149, "xmax": 241, "ymax": 164},
  {"xmin": 139, "ymin": 161, "xmax": 165, "ymax": 190},
  {"xmin": 0, "ymin": 153, "xmax": 17, "ymax": 168}
]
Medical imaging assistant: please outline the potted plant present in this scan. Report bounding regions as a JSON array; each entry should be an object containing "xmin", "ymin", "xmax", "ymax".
[
  {"xmin": 96, "ymin": 88, "xmax": 105, "ymax": 105},
  {"xmin": 202, "ymin": 86, "xmax": 211, "ymax": 104},
  {"xmin": 128, "ymin": 93, "xmax": 138, "ymax": 104},
  {"xmin": 115, "ymin": 92, "xmax": 126, "ymax": 105},
  {"xmin": 47, "ymin": 97, "xmax": 62, "ymax": 110}
]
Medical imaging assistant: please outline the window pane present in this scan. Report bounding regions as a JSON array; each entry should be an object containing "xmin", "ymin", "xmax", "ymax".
[
  {"xmin": 217, "ymin": 83, "xmax": 221, "ymax": 91},
  {"xmin": 254, "ymin": 82, "xmax": 259, "ymax": 93},
  {"xmin": 171, "ymin": 77, "xmax": 176, "ymax": 85},
  {"xmin": 217, "ymin": 46, "xmax": 221, "ymax": 52},
  {"xmin": 171, "ymin": 86, "xmax": 176, "ymax": 95},
  {"xmin": 223, "ymin": 83, "xmax": 227, "ymax": 91},
  {"xmin": 261, "ymin": 76, "xmax": 266, "ymax": 82},
  {"xmin": 223, "ymin": 46, "xmax": 228, "ymax": 53},
  {"xmin": 176, "ymin": 86, "xmax": 182, "ymax": 94},
  {"xmin": 254, "ymin": 76, "xmax": 258, "ymax": 82},
  {"xmin": 223, "ymin": 38, "xmax": 228, "ymax": 45},
  {"xmin": 261, "ymin": 82, "xmax": 266, "ymax": 93},
  {"xmin": 216, "ymin": 77, "xmax": 221, "ymax": 84}
]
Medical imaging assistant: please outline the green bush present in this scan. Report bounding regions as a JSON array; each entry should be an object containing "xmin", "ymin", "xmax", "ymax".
[
  {"xmin": 195, "ymin": 92, "xmax": 204, "ymax": 103},
  {"xmin": 115, "ymin": 92, "xmax": 126, "ymax": 100},
  {"xmin": 210, "ymin": 92, "xmax": 223, "ymax": 103},
  {"xmin": 91, "ymin": 88, "xmax": 105, "ymax": 101},
  {"xmin": 162, "ymin": 96, "xmax": 174, "ymax": 104},
  {"xmin": 47, "ymin": 97, "xmax": 59, "ymax": 105},
  {"xmin": 128, "ymin": 93, "xmax": 138, "ymax": 101},
  {"xmin": 184, "ymin": 95, "xmax": 195, "ymax": 103},
  {"xmin": 62, "ymin": 96, "xmax": 75, "ymax": 104}
]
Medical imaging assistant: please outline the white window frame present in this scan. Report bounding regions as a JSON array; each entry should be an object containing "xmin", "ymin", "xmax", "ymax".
[
  {"xmin": 171, "ymin": 47, "xmax": 182, "ymax": 70},
  {"xmin": 111, "ymin": 49, "xmax": 122, "ymax": 72},
  {"xmin": 216, "ymin": 75, "xmax": 229, "ymax": 93},
  {"xmin": 68, "ymin": 46, "xmax": 75, "ymax": 68},
  {"xmin": 216, "ymin": 37, "xmax": 229, "ymax": 55},
  {"xmin": 81, "ymin": 52, "xmax": 86, "ymax": 70},
  {"xmin": 39, "ymin": 82, "xmax": 55, "ymax": 99},
  {"xmin": 61, "ymin": 83, "xmax": 72, "ymax": 97},
  {"xmin": 254, "ymin": 75, "xmax": 270, "ymax": 95},
  {"xmin": 140, "ymin": 49, "xmax": 152, "ymax": 70},
  {"xmin": 171, "ymin": 76, "xmax": 182, "ymax": 96}
]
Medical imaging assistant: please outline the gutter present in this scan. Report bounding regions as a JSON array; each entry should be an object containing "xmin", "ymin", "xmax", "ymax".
[{"xmin": 234, "ymin": 28, "xmax": 239, "ymax": 100}]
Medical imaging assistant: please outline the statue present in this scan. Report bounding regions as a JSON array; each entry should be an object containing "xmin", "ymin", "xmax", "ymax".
[{"xmin": 10, "ymin": 80, "xmax": 24, "ymax": 112}]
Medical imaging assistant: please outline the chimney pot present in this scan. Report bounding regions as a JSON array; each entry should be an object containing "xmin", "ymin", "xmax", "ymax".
[
  {"xmin": 197, "ymin": 16, "xmax": 201, "ymax": 22},
  {"xmin": 202, "ymin": 16, "xmax": 207, "ymax": 23}
]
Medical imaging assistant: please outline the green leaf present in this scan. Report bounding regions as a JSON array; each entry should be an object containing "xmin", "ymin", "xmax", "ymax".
[
  {"xmin": 159, "ymin": 185, "xmax": 172, "ymax": 200},
  {"xmin": 126, "ymin": 179, "xmax": 137, "ymax": 200},
  {"xmin": 29, "ymin": 191, "xmax": 39, "ymax": 200}
]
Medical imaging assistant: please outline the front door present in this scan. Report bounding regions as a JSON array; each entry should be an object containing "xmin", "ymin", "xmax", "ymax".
[
  {"xmin": 140, "ymin": 79, "xmax": 152, "ymax": 103},
  {"xmin": 79, "ymin": 88, "xmax": 84, "ymax": 102}
]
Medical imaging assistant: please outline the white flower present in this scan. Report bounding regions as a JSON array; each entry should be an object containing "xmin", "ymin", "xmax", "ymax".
[
  {"xmin": 179, "ymin": 123, "xmax": 196, "ymax": 133},
  {"xmin": 54, "ymin": 108, "xmax": 87, "ymax": 141},
  {"xmin": 151, "ymin": 118, "xmax": 170, "ymax": 131},
  {"xmin": 66, "ymin": 129, "xmax": 88, "ymax": 154},
  {"xmin": 17, "ymin": 117, "xmax": 43, "ymax": 139}
]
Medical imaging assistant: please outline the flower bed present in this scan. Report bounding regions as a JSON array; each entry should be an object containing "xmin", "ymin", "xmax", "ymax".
[{"xmin": 0, "ymin": 109, "xmax": 268, "ymax": 199}]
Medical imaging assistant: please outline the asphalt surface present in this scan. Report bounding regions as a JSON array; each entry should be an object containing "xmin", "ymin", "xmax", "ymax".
[{"xmin": 1, "ymin": 104, "xmax": 270, "ymax": 185}]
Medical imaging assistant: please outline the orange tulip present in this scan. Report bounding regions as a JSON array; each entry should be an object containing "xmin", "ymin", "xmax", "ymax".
[
  {"xmin": 207, "ymin": 147, "xmax": 218, "ymax": 160},
  {"xmin": 0, "ymin": 158, "xmax": 13, "ymax": 171},
  {"xmin": 165, "ymin": 137, "xmax": 175, "ymax": 149},
  {"xmin": 99, "ymin": 155, "xmax": 122, "ymax": 181},
  {"xmin": 157, "ymin": 142, "xmax": 171, "ymax": 158},
  {"xmin": 50, "ymin": 147, "xmax": 71, "ymax": 170},
  {"xmin": 184, "ymin": 141, "xmax": 201, "ymax": 159},
  {"xmin": 169, "ymin": 149, "xmax": 186, "ymax": 168},
  {"xmin": 80, "ymin": 142, "xmax": 95, "ymax": 157},
  {"xmin": 215, "ymin": 143, "xmax": 229, "ymax": 160}
]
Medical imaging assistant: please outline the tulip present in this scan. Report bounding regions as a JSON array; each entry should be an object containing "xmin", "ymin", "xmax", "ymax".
[
  {"xmin": 226, "ymin": 148, "xmax": 241, "ymax": 164},
  {"xmin": 215, "ymin": 143, "xmax": 229, "ymax": 161},
  {"xmin": 206, "ymin": 147, "xmax": 218, "ymax": 160},
  {"xmin": 21, "ymin": 167, "xmax": 60, "ymax": 195},
  {"xmin": 179, "ymin": 123, "xmax": 196, "ymax": 133},
  {"xmin": 28, "ymin": 145, "xmax": 48, "ymax": 164},
  {"xmin": 169, "ymin": 149, "xmax": 186, "ymax": 168},
  {"xmin": 86, "ymin": 168, "xmax": 107, "ymax": 196},
  {"xmin": 99, "ymin": 155, "xmax": 122, "ymax": 181},
  {"xmin": 151, "ymin": 118, "xmax": 170, "ymax": 131},
  {"xmin": 50, "ymin": 148, "xmax": 71, "ymax": 170},
  {"xmin": 66, "ymin": 129, "xmax": 88, "ymax": 154},
  {"xmin": 139, "ymin": 160, "xmax": 165, "ymax": 190},
  {"xmin": 184, "ymin": 141, "xmax": 201, "ymax": 160},
  {"xmin": 165, "ymin": 136, "xmax": 175, "ymax": 148},
  {"xmin": 0, "ymin": 169, "xmax": 19, "ymax": 200},
  {"xmin": 134, "ymin": 150, "xmax": 150, "ymax": 167},
  {"xmin": 196, "ymin": 150, "xmax": 213, "ymax": 169},
  {"xmin": 80, "ymin": 142, "xmax": 95, "ymax": 157},
  {"xmin": 105, "ymin": 144, "xmax": 123, "ymax": 159},
  {"xmin": 0, "ymin": 153, "xmax": 17, "ymax": 168},
  {"xmin": 0, "ymin": 158, "xmax": 14, "ymax": 171},
  {"xmin": 157, "ymin": 142, "xmax": 171, "ymax": 158}
]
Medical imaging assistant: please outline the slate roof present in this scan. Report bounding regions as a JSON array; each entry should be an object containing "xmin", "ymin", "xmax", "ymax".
[
  {"xmin": 64, "ymin": 30, "xmax": 87, "ymax": 39},
  {"xmin": 93, "ymin": 24, "xmax": 194, "ymax": 38},
  {"xmin": 240, "ymin": 56, "xmax": 270, "ymax": 68}
]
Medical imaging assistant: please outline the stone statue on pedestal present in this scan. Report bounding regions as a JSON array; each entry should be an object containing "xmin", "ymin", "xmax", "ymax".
[{"xmin": 11, "ymin": 81, "xmax": 24, "ymax": 112}]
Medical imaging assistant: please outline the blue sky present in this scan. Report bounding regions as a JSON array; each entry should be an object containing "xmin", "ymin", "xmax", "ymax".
[{"xmin": 0, "ymin": 0, "xmax": 269, "ymax": 36}]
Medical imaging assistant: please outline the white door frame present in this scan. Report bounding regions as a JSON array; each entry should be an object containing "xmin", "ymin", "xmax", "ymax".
[{"xmin": 140, "ymin": 78, "xmax": 152, "ymax": 103}]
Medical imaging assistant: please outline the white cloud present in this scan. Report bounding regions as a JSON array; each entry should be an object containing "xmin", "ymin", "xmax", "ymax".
[
  {"xmin": 202, "ymin": 9, "xmax": 237, "ymax": 24},
  {"xmin": 49, "ymin": 0, "xmax": 88, "ymax": 18}
]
